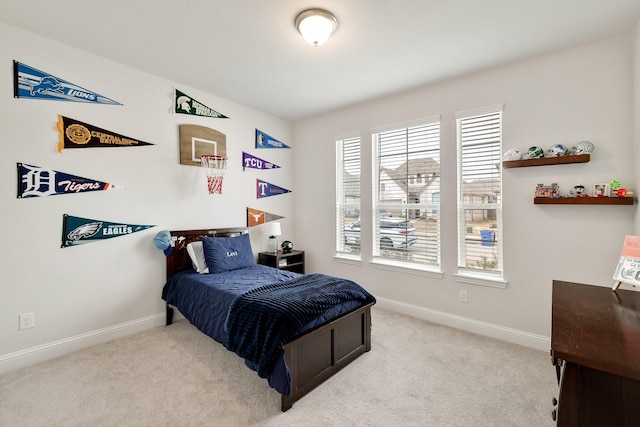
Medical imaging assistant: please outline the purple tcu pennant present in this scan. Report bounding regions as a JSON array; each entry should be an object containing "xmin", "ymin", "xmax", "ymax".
[{"xmin": 242, "ymin": 152, "xmax": 281, "ymax": 171}]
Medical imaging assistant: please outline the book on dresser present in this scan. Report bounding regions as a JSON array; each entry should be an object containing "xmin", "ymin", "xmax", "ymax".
[{"xmin": 612, "ymin": 235, "xmax": 640, "ymax": 290}]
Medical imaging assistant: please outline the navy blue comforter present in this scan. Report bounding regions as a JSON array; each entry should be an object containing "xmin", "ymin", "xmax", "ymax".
[
  {"xmin": 224, "ymin": 273, "xmax": 376, "ymax": 379},
  {"xmin": 161, "ymin": 264, "xmax": 375, "ymax": 395}
]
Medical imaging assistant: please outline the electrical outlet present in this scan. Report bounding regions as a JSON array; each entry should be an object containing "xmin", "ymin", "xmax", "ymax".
[
  {"xmin": 19, "ymin": 312, "xmax": 35, "ymax": 330},
  {"xmin": 459, "ymin": 290, "xmax": 468, "ymax": 303}
]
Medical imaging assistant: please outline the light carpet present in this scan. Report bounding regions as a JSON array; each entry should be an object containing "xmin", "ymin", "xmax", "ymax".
[{"xmin": 0, "ymin": 308, "xmax": 557, "ymax": 426}]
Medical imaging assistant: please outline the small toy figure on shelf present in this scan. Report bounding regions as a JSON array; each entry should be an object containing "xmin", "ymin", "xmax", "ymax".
[
  {"xmin": 610, "ymin": 179, "xmax": 634, "ymax": 198},
  {"xmin": 574, "ymin": 185, "xmax": 586, "ymax": 197},
  {"xmin": 610, "ymin": 180, "xmax": 621, "ymax": 195}
]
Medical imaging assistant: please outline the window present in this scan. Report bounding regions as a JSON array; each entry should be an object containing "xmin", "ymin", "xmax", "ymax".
[
  {"xmin": 372, "ymin": 117, "xmax": 441, "ymax": 270},
  {"xmin": 456, "ymin": 105, "xmax": 504, "ymax": 283},
  {"xmin": 336, "ymin": 134, "xmax": 361, "ymax": 258}
]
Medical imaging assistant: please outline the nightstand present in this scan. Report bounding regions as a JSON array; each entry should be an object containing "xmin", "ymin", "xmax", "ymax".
[{"xmin": 258, "ymin": 250, "xmax": 305, "ymax": 274}]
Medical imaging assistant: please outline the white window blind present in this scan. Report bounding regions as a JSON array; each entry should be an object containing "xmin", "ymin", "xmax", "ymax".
[
  {"xmin": 336, "ymin": 135, "xmax": 361, "ymax": 258},
  {"xmin": 372, "ymin": 118, "xmax": 441, "ymax": 268},
  {"xmin": 456, "ymin": 106, "xmax": 503, "ymax": 278}
]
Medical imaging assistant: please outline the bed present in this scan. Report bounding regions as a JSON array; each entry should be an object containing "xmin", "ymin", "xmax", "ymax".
[{"xmin": 161, "ymin": 227, "xmax": 375, "ymax": 411}]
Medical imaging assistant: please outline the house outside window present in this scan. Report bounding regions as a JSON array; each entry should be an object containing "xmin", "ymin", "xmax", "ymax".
[
  {"xmin": 371, "ymin": 116, "xmax": 441, "ymax": 271},
  {"xmin": 456, "ymin": 104, "xmax": 505, "ymax": 286},
  {"xmin": 336, "ymin": 134, "xmax": 361, "ymax": 258}
]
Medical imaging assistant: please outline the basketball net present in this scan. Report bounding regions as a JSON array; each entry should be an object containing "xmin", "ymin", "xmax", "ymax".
[{"xmin": 200, "ymin": 155, "xmax": 227, "ymax": 195}]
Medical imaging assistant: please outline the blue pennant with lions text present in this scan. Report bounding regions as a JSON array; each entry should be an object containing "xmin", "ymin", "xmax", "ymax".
[{"xmin": 14, "ymin": 61, "xmax": 122, "ymax": 105}]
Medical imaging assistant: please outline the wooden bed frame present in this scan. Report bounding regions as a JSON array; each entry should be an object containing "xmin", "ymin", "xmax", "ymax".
[{"xmin": 163, "ymin": 227, "xmax": 373, "ymax": 411}]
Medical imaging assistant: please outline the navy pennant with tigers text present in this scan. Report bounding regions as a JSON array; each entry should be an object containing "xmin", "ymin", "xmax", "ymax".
[{"xmin": 17, "ymin": 163, "xmax": 125, "ymax": 198}]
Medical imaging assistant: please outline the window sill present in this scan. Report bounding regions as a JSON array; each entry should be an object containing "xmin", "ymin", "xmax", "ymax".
[
  {"xmin": 454, "ymin": 271, "xmax": 508, "ymax": 288},
  {"xmin": 369, "ymin": 258, "xmax": 443, "ymax": 278}
]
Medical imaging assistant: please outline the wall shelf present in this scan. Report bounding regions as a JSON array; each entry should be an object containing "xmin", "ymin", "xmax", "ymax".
[
  {"xmin": 534, "ymin": 197, "xmax": 634, "ymax": 205},
  {"xmin": 503, "ymin": 154, "xmax": 590, "ymax": 168}
]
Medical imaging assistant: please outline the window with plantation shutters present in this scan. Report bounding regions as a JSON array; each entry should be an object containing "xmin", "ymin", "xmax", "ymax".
[
  {"xmin": 371, "ymin": 117, "xmax": 441, "ymax": 270},
  {"xmin": 336, "ymin": 134, "xmax": 361, "ymax": 258},
  {"xmin": 456, "ymin": 105, "xmax": 504, "ymax": 283}
]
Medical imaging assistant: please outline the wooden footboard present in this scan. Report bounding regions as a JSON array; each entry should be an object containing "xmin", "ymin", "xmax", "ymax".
[{"xmin": 281, "ymin": 302, "xmax": 373, "ymax": 411}]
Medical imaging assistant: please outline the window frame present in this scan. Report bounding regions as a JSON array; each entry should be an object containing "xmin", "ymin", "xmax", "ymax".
[
  {"xmin": 455, "ymin": 104, "xmax": 507, "ymax": 288},
  {"xmin": 370, "ymin": 116, "xmax": 442, "ymax": 275},
  {"xmin": 335, "ymin": 133, "xmax": 362, "ymax": 261}
]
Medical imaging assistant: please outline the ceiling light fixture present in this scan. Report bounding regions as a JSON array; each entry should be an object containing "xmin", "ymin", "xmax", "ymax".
[{"xmin": 295, "ymin": 9, "xmax": 338, "ymax": 47}]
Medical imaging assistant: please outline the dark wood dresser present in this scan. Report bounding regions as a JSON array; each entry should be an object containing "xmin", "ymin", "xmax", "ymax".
[{"xmin": 551, "ymin": 280, "xmax": 640, "ymax": 426}]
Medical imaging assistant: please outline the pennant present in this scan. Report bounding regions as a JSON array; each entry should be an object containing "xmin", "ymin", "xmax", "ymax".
[
  {"xmin": 242, "ymin": 152, "xmax": 281, "ymax": 171},
  {"xmin": 175, "ymin": 89, "xmax": 229, "ymax": 118},
  {"xmin": 17, "ymin": 163, "xmax": 125, "ymax": 198},
  {"xmin": 62, "ymin": 214, "xmax": 154, "ymax": 248},
  {"xmin": 13, "ymin": 61, "xmax": 121, "ymax": 105},
  {"xmin": 57, "ymin": 115, "xmax": 154, "ymax": 152},
  {"xmin": 257, "ymin": 179, "xmax": 291, "ymax": 199},
  {"xmin": 255, "ymin": 129, "xmax": 290, "ymax": 149},
  {"xmin": 246, "ymin": 207, "xmax": 284, "ymax": 227}
]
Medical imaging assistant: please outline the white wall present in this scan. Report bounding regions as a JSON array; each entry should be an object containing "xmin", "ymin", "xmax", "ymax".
[
  {"xmin": 0, "ymin": 23, "xmax": 294, "ymax": 372},
  {"xmin": 293, "ymin": 34, "xmax": 636, "ymax": 349},
  {"xmin": 634, "ymin": 21, "xmax": 640, "ymax": 235}
]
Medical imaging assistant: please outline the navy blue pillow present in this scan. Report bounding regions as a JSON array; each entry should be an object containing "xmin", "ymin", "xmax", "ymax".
[{"xmin": 202, "ymin": 234, "xmax": 256, "ymax": 274}]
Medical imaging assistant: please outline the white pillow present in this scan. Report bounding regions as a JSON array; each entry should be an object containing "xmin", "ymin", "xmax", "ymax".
[{"xmin": 186, "ymin": 241, "xmax": 209, "ymax": 274}]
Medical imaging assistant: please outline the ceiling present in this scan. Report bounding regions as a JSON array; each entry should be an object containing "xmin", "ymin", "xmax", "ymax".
[{"xmin": 1, "ymin": 1, "xmax": 639, "ymax": 122}]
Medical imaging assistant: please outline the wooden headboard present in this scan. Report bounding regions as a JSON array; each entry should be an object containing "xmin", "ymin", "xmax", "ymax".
[{"xmin": 165, "ymin": 227, "xmax": 248, "ymax": 278}]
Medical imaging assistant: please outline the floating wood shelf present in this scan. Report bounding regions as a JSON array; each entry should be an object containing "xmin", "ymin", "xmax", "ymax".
[
  {"xmin": 502, "ymin": 154, "xmax": 590, "ymax": 168},
  {"xmin": 534, "ymin": 197, "xmax": 634, "ymax": 205}
]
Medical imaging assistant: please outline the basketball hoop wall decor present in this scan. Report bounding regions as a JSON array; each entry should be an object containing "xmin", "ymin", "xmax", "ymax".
[
  {"xmin": 179, "ymin": 124, "xmax": 226, "ymax": 167},
  {"xmin": 201, "ymin": 155, "xmax": 227, "ymax": 195}
]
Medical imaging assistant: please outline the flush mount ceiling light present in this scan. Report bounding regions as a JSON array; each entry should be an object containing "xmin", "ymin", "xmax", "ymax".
[{"xmin": 295, "ymin": 9, "xmax": 338, "ymax": 47}]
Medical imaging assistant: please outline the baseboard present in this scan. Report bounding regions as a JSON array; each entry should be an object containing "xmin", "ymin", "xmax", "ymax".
[
  {"xmin": 374, "ymin": 297, "xmax": 551, "ymax": 352},
  {"xmin": 1, "ymin": 302, "xmax": 549, "ymax": 376},
  {"xmin": 0, "ymin": 313, "xmax": 166, "ymax": 375}
]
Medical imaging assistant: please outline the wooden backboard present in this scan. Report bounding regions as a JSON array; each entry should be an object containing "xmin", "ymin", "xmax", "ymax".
[{"xmin": 179, "ymin": 124, "xmax": 226, "ymax": 166}]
